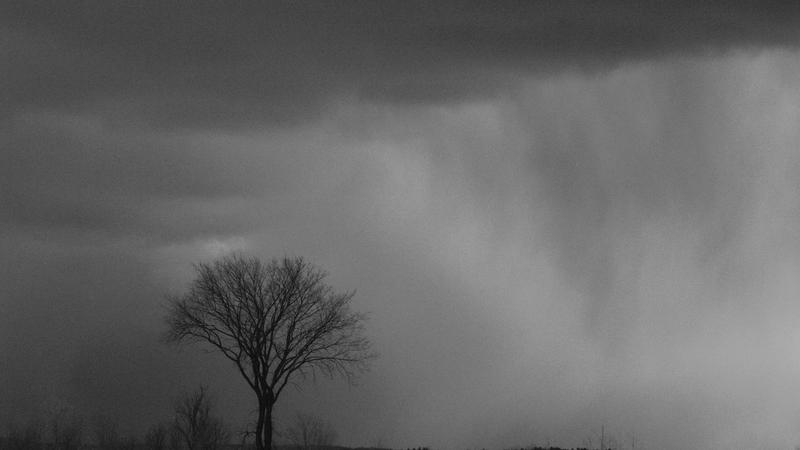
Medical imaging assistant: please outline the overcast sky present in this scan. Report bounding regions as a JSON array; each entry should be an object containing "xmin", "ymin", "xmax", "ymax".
[{"xmin": 4, "ymin": 2, "xmax": 800, "ymax": 449}]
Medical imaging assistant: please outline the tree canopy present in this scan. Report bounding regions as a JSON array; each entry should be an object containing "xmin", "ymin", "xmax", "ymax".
[{"xmin": 165, "ymin": 255, "xmax": 374, "ymax": 450}]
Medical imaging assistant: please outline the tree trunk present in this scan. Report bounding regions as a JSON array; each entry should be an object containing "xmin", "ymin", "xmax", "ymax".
[
  {"xmin": 264, "ymin": 402, "xmax": 274, "ymax": 450},
  {"xmin": 254, "ymin": 396, "xmax": 274, "ymax": 450},
  {"xmin": 255, "ymin": 397, "xmax": 265, "ymax": 450}
]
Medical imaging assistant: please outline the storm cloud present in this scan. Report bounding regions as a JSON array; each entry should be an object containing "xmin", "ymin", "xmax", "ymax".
[
  {"xmin": 4, "ymin": 1, "xmax": 800, "ymax": 125},
  {"xmin": 4, "ymin": 2, "xmax": 800, "ymax": 449}
]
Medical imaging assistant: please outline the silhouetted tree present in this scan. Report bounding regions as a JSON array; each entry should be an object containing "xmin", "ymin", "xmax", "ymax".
[
  {"xmin": 145, "ymin": 422, "xmax": 170, "ymax": 450},
  {"xmin": 172, "ymin": 386, "xmax": 229, "ymax": 450},
  {"xmin": 165, "ymin": 255, "xmax": 374, "ymax": 450},
  {"xmin": 47, "ymin": 407, "xmax": 82, "ymax": 450},
  {"xmin": 169, "ymin": 425, "xmax": 182, "ymax": 450},
  {"xmin": 284, "ymin": 413, "xmax": 337, "ymax": 450},
  {"xmin": 93, "ymin": 414, "xmax": 120, "ymax": 449}
]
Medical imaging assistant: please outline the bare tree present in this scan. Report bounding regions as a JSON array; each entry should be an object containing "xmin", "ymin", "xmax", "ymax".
[
  {"xmin": 172, "ymin": 386, "xmax": 229, "ymax": 450},
  {"xmin": 122, "ymin": 435, "xmax": 139, "ymax": 450},
  {"xmin": 169, "ymin": 425, "xmax": 183, "ymax": 450},
  {"xmin": 284, "ymin": 413, "xmax": 338, "ymax": 450},
  {"xmin": 626, "ymin": 431, "xmax": 637, "ymax": 450},
  {"xmin": 145, "ymin": 422, "xmax": 170, "ymax": 450},
  {"xmin": 165, "ymin": 255, "xmax": 374, "ymax": 450},
  {"xmin": 93, "ymin": 414, "xmax": 120, "ymax": 449},
  {"xmin": 48, "ymin": 407, "xmax": 82, "ymax": 450}
]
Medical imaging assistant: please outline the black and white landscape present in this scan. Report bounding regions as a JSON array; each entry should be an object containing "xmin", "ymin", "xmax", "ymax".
[{"xmin": 4, "ymin": 2, "xmax": 800, "ymax": 449}]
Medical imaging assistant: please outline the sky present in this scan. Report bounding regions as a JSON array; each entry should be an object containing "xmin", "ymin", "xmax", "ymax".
[{"xmin": 4, "ymin": 2, "xmax": 800, "ymax": 449}]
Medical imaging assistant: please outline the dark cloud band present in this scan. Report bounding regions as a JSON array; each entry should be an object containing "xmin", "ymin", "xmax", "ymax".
[{"xmin": 4, "ymin": 1, "xmax": 800, "ymax": 128}]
